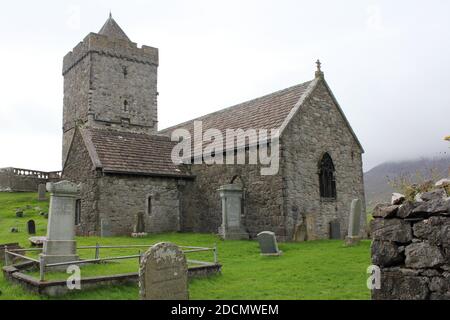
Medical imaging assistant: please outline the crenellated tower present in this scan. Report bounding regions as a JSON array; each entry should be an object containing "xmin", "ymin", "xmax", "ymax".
[{"xmin": 62, "ymin": 14, "xmax": 159, "ymax": 165}]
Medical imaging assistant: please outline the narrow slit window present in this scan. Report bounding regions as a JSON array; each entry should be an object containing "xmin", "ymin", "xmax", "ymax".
[
  {"xmin": 75, "ymin": 199, "xmax": 81, "ymax": 225},
  {"xmin": 123, "ymin": 100, "xmax": 129, "ymax": 112}
]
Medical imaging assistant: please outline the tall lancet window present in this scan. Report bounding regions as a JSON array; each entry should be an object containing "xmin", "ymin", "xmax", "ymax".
[{"xmin": 319, "ymin": 153, "xmax": 336, "ymax": 199}]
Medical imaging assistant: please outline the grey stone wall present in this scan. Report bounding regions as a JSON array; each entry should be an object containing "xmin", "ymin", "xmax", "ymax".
[
  {"xmin": 62, "ymin": 32, "xmax": 159, "ymax": 167},
  {"xmin": 96, "ymin": 175, "xmax": 181, "ymax": 236},
  {"xmin": 63, "ymin": 129, "xmax": 182, "ymax": 236},
  {"xmin": 62, "ymin": 129, "xmax": 99, "ymax": 236},
  {"xmin": 370, "ymin": 191, "xmax": 450, "ymax": 300},
  {"xmin": 181, "ymin": 160, "xmax": 284, "ymax": 240},
  {"xmin": 281, "ymin": 80, "xmax": 366, "ymax": 240},
  {"xmin": 0, "ymin": 168, "xmax": 60, "ymax": 192},
  {"xmin": 62, "ymin": 54, "xmax": 91, "ymax": 165}
]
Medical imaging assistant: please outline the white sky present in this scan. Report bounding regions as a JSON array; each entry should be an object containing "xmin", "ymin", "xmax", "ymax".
[{"xmin": 0, "ymin": 0, "xmax": 449, "ymax": 172}]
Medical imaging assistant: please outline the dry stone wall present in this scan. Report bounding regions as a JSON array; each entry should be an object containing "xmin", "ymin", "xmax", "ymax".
[{"xmin": 370, "ymin": 188, "xmax": 450, "ymax": 300}]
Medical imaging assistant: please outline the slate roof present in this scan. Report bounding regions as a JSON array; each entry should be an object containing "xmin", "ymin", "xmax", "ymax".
[
  {"xmin": 79, "ymin": 128, "xmax": 192, "ymax": 178},
  {"xmin": 98, "ymin": 14, "xmax": 131, "ymax": 41},
  {"xmin": 159, "ymin": 80, "xmax": 314, "ymax": 137}
]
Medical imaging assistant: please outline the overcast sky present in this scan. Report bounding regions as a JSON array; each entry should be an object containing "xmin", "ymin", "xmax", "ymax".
[{"xmin": 0, "ymin": 0, "xmax": 449, "ymax": 172}]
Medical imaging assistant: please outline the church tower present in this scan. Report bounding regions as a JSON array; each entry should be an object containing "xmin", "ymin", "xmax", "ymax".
[{"xmin": 62, "ymin": 14, "xmax": 159, "ymax": 165}]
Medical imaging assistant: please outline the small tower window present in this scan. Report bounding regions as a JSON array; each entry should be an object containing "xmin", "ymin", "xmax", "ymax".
[
  {"xmin": 122, "ymin": 66, "xmax": 128, "ymax": 78},
  {"xmin": 123, "ymin": 100, "xmax": 128, "ymax": 112},
  {"xmin": 75, "ymin": 199, "xmax": 81, "ymax": 225},
  {"xmin": 319, "ymin": 153, "xmax": 336, "ymax": 199}
]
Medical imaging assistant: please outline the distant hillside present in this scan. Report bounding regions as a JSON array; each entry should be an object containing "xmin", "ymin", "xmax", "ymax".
[{"xmin": 364, "ymin": 156, "xmax": 450, "ymax": 210}]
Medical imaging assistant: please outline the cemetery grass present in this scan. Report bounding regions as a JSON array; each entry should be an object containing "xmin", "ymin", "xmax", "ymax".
[{"xmin": 0, "ymin": 193, "xmax": 371, "ymax": 300}]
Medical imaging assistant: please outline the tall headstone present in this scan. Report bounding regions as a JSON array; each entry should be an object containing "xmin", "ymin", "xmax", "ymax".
[
  {"xmin": 40, "ymin": 181, "xmax": 80, "ymax": 268},
  {"xmin": 134, "ymin": 212, "xmax": 145, "ymax": 233},
  {"xmin": 139, "ymin": 242, "xmax": 189, "ymax": 300},
  {"xmin": 345, "ymin": 199, "xmax": 362, "ymax": 246},
  {"xmin": 27, "ymin": 220, "xmax": 36, "ymax": 235},
  {"xmin": 100, "ymin": 219, "xmax": 112, "ymax": 237},
  {"xmin": 257, "ymin": 231, "xmax": 282, "ymax": 256},
  {"xmin": 37, "ymin": 184, "xmax": 46, "ymax": 201},
  {"xmin": 305, "ymin": 215, "xmax": 317, "ymax": 240},
  {"xmin": 217, "ymin": 184, "xmax": 249, "ymax": 240},
  {"xmin": 329, "ymin": 220, "xmax": 341, "ymax": 239}
]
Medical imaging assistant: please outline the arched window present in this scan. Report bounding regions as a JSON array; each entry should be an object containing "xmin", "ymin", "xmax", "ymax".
[
  {"xmin": 319, "ymin": 153, "xmax": 336, "ymax": 199},
  {"xmin": 123, "ymin": 100, "xmax": 129, "ymax": 112}
]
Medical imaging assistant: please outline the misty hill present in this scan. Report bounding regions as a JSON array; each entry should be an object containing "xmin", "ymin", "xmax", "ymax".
[{"xmin": 364, "ymin": 156, "xmax": 450, "ymax": 210}]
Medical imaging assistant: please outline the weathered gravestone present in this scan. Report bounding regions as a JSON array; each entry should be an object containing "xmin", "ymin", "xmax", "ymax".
[
  {"xmin": 293, "ymin": 216, "xmax": 307, "ymax": 242},
  {"xmin": 139, "ymin": 242, "xmax": 189, "ymax": 300},
  {"xmin": 329, "ymin": 220, "xmax": 341, "ymax": 239},
  {"xmin": 218, "ymin": 184, "xmax": 249, "ymax": 240},
  {"xmin": 305, "ymin": 215, "xmax": 317, "ymax": 240},
  {"xmin": 27, "ymin": 220, "xmax": 36, "ymax": 235},
  {"xmin": 38, "ymin": 184, "xmax": 46, "ymax": 201},
  {"xmin": 257, "ymin": 231, "xmax": 282, "ymax": 256},
  {"xmin": 345, "ymin": 199, "xmax": 362, "ymax": 246},
  {"xmin": 40, "ymin": 181, "xmax": 80, "ymax": 269},
  {"xmin": 100, "ymin": 219, "xmax": 112, "ymax": 237},
  {"xmin": 132, "ymin": 212, "xmax": 147, "ymax": 237}
]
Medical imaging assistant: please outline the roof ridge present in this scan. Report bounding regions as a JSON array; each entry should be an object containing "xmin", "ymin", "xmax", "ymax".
[
  {"xmin": 89, "ymin": 127, "xmax": 171, "ymax": 141},
  {"xmin": 159, "ymin": 80, "xmax": 313, "ymax": 133}
]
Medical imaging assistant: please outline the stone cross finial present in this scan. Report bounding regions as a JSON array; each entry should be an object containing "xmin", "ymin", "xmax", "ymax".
[{"xmin": 315, "ymin": 59, "xmax": 324, "ymax": 78}]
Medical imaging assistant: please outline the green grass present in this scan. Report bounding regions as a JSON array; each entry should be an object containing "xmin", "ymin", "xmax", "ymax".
[{"xmin": 0, "ymin": 192, "xmax": 371, "ymax": 300}]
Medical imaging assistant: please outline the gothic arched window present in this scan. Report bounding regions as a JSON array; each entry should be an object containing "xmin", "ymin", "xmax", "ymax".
[{"xmin": 319, "ymin": 153, "xmax": 336, "ymax": 199}]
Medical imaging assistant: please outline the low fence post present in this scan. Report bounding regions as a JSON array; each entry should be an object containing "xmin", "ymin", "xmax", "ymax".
[
  {"xmin": 95, "ymin": 242, "xmax": 100, "ymax": 260},
  {"xmin": 39, "ymin": 254, "xmax": 45, "ymax": 281},
  {"xmin": 213, "ymin": 243, "xmax": 218, "ymax": 264},
  {"xmin": 138, "ymin": 250, "xmax": 141, "ymax": 264},
  {"xmin": 4, "ymin": 246, "xmax": 10, "ymax": 266}
]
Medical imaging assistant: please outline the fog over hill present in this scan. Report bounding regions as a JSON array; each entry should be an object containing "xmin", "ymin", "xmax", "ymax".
[{"xmin": 363, "ymin": 156, "xmax": 450, "ymax": 210}]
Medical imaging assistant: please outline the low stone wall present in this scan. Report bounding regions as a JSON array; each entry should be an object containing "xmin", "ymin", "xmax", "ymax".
[
  {"xmin": 0, "ymin": 168, "xmax": 61, "ymax": 192},
  {"xmin": 370, "ymin": 188, "xmax": 449, "ymax": 300}
]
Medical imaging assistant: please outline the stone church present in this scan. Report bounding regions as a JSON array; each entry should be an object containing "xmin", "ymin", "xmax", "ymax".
[{"xmin": 62, "ymin": 15, "xmax": 366, "ymax": 241}]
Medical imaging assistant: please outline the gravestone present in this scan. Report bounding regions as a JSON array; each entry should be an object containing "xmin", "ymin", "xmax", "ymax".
[
  {"xmin": 293, "ymin": 217, "xmax": 307, "ymax": 242},
  {"xmin": 257, "ymin": 231, "xmax": 282, "ymax": 256},
  {"xmin": 134, "ymin": 212, "xmax": 146, "ymax": 233},
  {"xmin": 38, "ymin": 184, "xmax": 46, "ymax": 201},
  {"xmin": 305, "ymin": 214, "xmax": 317, "ymax": 240},
  {"xmin": 40, "ymin": 181, "xmax": 80, "ymax": 269},
  {"xmin": 217, "ymin": 184, "xmax": 249, "ymax": 240},
  {"xmin": 101, "ymin": 219, "xmax": 112, "ymax": 237},
  {"xmin": 329, "ymin": 220, "xmax": 341, "ymax": 239},
  {"xmin": 29, "ymin": 236, "xmax": 46, "ymax": 247},
  {"xmin": 139, "ymin": 242, "xmax": 189, "ymax": 300},
  {"xmin": 27, "ymin": 220, "xmax": 36, "ymax": 235},
  {"xmin": 345, "ymin": 199, "xmax": 362, "ymax": 246}
]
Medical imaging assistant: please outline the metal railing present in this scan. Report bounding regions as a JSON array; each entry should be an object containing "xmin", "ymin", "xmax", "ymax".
[{"xmin": 3, "ymin": 243, "xmax": 218, "ymax": 281}]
